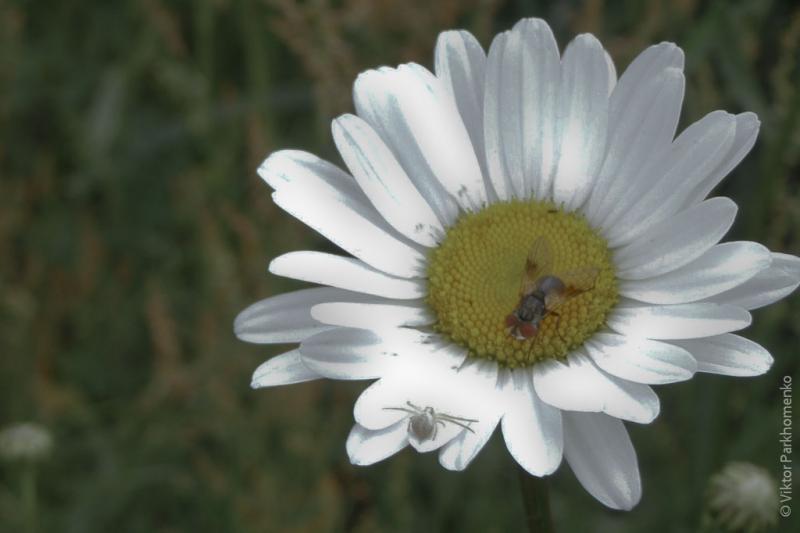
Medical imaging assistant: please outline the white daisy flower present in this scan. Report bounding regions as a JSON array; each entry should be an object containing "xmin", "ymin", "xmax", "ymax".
[{"xmin": 235, "ymin": 18, "xmax": 800, "ymax": 511}]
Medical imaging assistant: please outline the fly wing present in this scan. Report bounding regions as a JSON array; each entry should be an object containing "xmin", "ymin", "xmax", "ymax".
[
  {"xmin": 543, "ymin": 267, "xmax": 599, "ymax": 311},
  {"xmin": 519, "ymin": 236, "xmax": 553, "ymax": 296}
]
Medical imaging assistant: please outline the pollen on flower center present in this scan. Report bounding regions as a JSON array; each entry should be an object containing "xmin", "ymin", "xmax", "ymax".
[{"xmin": 426, "ymin": 200, "xmax": 618, "ymax": 368}]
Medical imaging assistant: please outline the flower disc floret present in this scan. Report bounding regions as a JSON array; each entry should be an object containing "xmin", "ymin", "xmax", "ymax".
[{"xmin": 427, "ymin": 200, "xmax": 617, "ymax": 367}]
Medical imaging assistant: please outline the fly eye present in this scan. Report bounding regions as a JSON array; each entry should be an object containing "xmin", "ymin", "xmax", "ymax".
[{"xmin": 504, "ymin": 315, "xmax": 519, "ymax": 328}]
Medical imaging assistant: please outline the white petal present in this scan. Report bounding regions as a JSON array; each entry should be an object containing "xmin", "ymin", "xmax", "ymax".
[
  {"xmin": 346, "ymin": 422, "xmax": 408, "ymax": 466},
  {"xmin": 603, "ymin": 51, "xmax": 617, "ymax": 95},
  {"xmin": 684, "ymin": 112, "xmax": 761, "ymax": 206},
  {"xmin": 424, "ymin": 360, "xmax": 502, "ymax": 460},
  {"xmin": 311, "ymin": 300, "xmax": 434, "ymax": 329},
  {"xmin": 272, "ymin": 188, "xmax": 425, "ymax": 278},
  {"xmin": 439, "ymin": 413, "xmax": 500, "ymax": 471},
  {"xmin": 605, "ymin": 111, "xmax": 737, "ymax": 247},
  {"xmin": 355, "ymin": 68, "xmax": 458, "ymax": 227},
  {"xmin": 607, "ymin": 42, "xmax": 685, "ymax": 125},
  {"xmin": 500, "ymin": 368, "xmax": 563, "ymax": 476},
  {"xmin": 705, "ymin": 252, "xmax": 800, "ymax": 310},
  {"xmin": 613, "ymin": 197, "xmax": 738, "ymax": 280},
  {"xmin": 606, "ymin": 299, "xmax": 751, "ymax": 340},
  {"xmin": 392, "ymin": 335, "xmax": 470, "ymax": 372},
  {"xmin": 354, "ymin": 356, "xmax": 497, "ymax": 454},
  {"xmin": 434, "ymin": 30, "xmax": 489, "ymax": 181},
  {"xmin": 354, "ymin": 64, "xmax": 487, "ymax": 214},
  {"xmin": 353, "ymin": 372, "xmax": 482, "ymax": 452},
  {"xmin": 381, "ymin": 349, "xmax": 495, "ymax": 411},
  {"xmin": 483, "ymin": 30, "xmax": 515, "ymax": 200},
  {"xmin": 586, "ymin": 67, "xmax": 685, "ymax": 227},
  {"xmin": 586, "ymin": 333, "xmax": 696, "ymax": 384},
  {"xmin": 269, "ymin": 251, "xmax": 426, "ymax": 300},
  {"xmin": 234, "ymin": 287, "xmax": 359, "ymax": 344},
  {"xmin": 492, "ymin": 25, "xmax": 527, "ymax": 198},
  {"xmin": 518, "ymin": 19, "xmax": 562, "ymax": 199},
  {"xmin": 533, "ymin": 352, "xmax": 659, "ymax": 423},
  {"xmin": 353, "ymin": 378, "xmax": 408, "ymax": 430},
  {"xmin": 299, "ymin": 327, "xmax": 430, "ymax": 380},
  {"xmin": 672, "ymin": 334, "xmax": 773, "ymax": 377},
  {"xmin": 484, "ymin": 19, "xmax": 561, "ymax": 200},
  {"xmin": 258, "ymin": 149, "xmax": 363, "ymax": 200},
  {"xmin": 251, "ymin": 349, "xmax": 321, "ymax": 388},
  {"xmin": 619, "ymin": 241, "xmax": 772, "ymax": 304},
  {"xmin": 563, "ymin": 412, "xmax": 641, "ymax": 511},
  {"xmin": 332, "ymin": 114, "xmax": 443, "ymax": 247},
  {"xmin": 433, "ymin": 360, "xmax": 501, "ymax": 462},
  {"xmin": 552, "ymin": 33, "xmax": 610, "ymax": 210},
  {"xmin": 587, "ymin": 40, "xmax": 685, "ymax": 225},
  {"xmin": 260, "ymin": 152, "xmax": 419, "ymax": 269}
]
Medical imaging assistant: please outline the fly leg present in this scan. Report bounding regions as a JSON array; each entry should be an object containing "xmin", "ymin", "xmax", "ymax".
[{"xmin": 549, "ymin": 311, "xmax": 567, "ymax": 344}]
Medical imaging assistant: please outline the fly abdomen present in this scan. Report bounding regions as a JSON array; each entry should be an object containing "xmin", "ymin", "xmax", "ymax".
[{"xmin": 536, "ymin": 275, "xmax": 566, "ymax": 295}]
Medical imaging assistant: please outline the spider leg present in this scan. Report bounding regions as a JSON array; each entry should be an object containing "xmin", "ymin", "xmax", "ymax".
[
  {"xmin": 406, "ymin": 401, "xmax": 423, "ymax": 412},
  {"xmin": 442, "ymin": 419, "xmax": 476, "ymax": 433},
  {"xmin": 438, "ymin": 414, "xmax": 479, "ymax": 424}
]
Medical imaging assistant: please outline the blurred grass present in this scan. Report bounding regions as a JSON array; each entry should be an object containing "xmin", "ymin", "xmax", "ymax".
[{"xmin": 0, "ymin": 0, "xmax": 798, "ymax": 531}]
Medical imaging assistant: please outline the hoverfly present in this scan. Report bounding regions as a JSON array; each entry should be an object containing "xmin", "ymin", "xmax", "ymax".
[
  {"xmin": 383, "ymin": 401, "xmax": 477, "ymax": 441},
  {"xmin": 505, "ymin": 236, "xmax": 599, "ymax": 341}
]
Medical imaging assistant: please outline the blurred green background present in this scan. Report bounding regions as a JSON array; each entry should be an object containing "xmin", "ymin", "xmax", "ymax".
[{"xmin": 1, "ymin": 0, "xmax": 798, "ymax": 531}]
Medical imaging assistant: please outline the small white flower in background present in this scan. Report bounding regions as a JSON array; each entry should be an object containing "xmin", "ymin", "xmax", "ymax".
[
  {"xmin": 705, "ymin": 462, "xmax": 779, "ymax": 532},
  {"xmin": 0, "ymin": 422, "xmax": 53, "ymax": 462},
  {"xmin": 235, "ymin": 18, "xmax": 800, "ymax": 510}
]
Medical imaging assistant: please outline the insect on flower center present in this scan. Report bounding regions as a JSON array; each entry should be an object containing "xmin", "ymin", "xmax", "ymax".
[{"xmin": 426, "ymin": 200, "xmax": 618, "ymax": 368}]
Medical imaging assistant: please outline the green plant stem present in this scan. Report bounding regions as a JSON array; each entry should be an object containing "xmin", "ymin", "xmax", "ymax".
[
  {"xmin": 517, "ymin": 463, "xmax": 554, "ymax": 533},
  {"xmin": 22, "ymin": 464, "xmax": 37, "ymax": 533}
]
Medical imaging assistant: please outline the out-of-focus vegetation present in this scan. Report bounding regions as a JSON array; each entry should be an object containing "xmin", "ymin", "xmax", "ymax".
[{"xmin": 0, "ymin": 0, "xmax": 798, "ymax": 531}]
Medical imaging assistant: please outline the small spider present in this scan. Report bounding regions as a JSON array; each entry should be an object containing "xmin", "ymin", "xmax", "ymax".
[{"xmin": 384, "ymin": 401, "xmax": 478, "ymax": 441}]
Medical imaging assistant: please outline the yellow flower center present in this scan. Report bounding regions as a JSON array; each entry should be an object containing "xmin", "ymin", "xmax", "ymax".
[{"xmin": 426, "ymin": 200, "xmax": 618, "ymax": 368}]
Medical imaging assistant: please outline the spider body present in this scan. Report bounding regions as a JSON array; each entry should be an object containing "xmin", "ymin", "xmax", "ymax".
[{"xmin": 384, "ymin": 401, "xmax": 478, "ymax": 441}]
